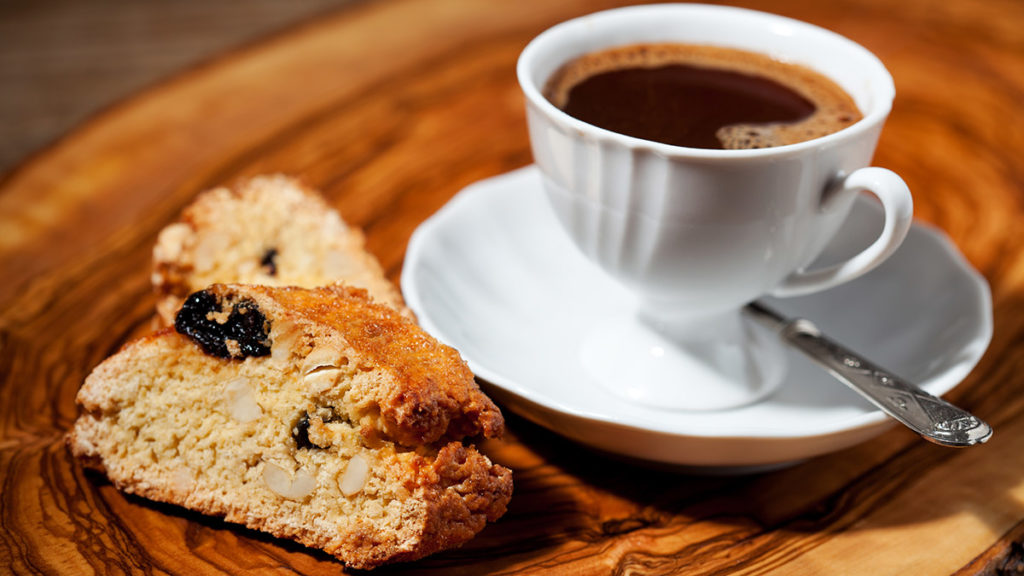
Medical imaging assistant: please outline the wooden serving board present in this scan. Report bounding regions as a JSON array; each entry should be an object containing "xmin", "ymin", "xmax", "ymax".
[{"xmin": 2, "ymin": 0, "xmax": 1023, "ymax": 573}]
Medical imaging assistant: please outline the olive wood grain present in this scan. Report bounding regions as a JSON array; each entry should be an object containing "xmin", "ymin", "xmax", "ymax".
[{"xmin": 2, "ymin": 0, "xmax": 1023, "ymax": 573}]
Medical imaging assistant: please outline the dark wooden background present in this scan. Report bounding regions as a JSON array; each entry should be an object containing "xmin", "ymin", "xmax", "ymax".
[
  {"xmin": 0, "ymin": 0, "xmax": 354, "ymax": 173},
  {"xmin": 2, "ymin": 0, "xmax": 1023, "ymax": 574}
]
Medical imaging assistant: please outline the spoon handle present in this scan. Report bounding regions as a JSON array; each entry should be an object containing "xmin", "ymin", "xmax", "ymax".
[{"xmin": 745, "ymin": 302, "xmax": 992, "ymax": 447}]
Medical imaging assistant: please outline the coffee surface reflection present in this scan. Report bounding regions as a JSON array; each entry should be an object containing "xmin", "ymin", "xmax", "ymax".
[{"xmin": 544, "ymin": 43, "xmax": 862, "ymax": 150}]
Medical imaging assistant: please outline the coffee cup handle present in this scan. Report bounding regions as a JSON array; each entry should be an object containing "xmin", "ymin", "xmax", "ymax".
[{"xmin": 772, "ymin": 167, "xmax": 914, "ymax": 298}]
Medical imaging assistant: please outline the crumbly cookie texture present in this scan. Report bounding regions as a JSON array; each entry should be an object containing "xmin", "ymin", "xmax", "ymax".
[
  {"xmin": 67, "ymin": 284, "xmax": 512, "ymax": 570},
  {"xmin": 152, "ymin": 175, "xmax": 408, "ymax": 324}
]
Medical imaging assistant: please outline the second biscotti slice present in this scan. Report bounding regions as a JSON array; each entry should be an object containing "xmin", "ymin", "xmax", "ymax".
[
  {"xmin": 67, "ymin": 283, "xmax": 511, "ymax": 569},
  {"xmin": 152, "ymin": 175, "xmax": 407, "ymax": 323}
]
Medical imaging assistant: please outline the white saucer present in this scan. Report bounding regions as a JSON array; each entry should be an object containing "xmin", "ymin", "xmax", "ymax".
[{"xmin": 401, "ymin": 166, "xmax": 992, "ymax": 468}]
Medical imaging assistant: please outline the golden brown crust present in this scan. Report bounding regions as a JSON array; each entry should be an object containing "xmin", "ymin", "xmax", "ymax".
[
  {"xmin": 369, "ymin": 442, "xmax": 514, "ymax": 565},
  {"xmin": 224, "ymin": 283, "xmax": 504, "ymax": 445}
]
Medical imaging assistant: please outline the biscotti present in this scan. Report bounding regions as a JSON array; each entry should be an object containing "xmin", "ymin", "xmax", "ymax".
[
  {"xmin": 152, "ymin": 175, "xmax": 407, "ymax": 324},
  {"xmin": 67, "ymin": 284, "xmax": 512, "ymax": 569}
]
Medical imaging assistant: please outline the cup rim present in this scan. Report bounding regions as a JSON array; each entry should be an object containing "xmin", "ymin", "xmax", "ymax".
[{"xmin": 517, "ymin": 3, "xmax": 896, "ymax": 160}]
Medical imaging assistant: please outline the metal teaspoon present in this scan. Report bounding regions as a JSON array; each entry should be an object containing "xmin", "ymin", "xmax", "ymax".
[{"xmin": 744, "ymin": 301, "xmax": 992, "ymax": 447}]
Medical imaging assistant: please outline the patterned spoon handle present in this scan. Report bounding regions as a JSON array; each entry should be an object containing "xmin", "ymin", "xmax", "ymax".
[{"xmin": 745, "ymin": 302, "xmax": 992, "ymax": 447}]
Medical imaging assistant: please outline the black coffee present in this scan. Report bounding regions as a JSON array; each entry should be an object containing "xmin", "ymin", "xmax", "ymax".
[{"xmin": 544, "ymin": 43, "xmax": 862, "ymax": 150}]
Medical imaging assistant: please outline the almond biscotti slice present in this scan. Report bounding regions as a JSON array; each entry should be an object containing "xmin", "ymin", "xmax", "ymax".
[
  {"xmin": 152, "ymin": 175, "xmax": 407, "ymax": 324},
  {"xmin": 67, "ymin": 284, "xmax": 512, "ymax": 570}
]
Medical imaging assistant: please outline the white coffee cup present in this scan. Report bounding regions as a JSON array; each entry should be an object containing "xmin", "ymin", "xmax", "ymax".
[
  {"xmin": 518, "ymin": 4, "xmax": 912, "ymax": 318},
  {"xmin": 516, "ymin": 4, "xmax": 914, "ymax": 410}
]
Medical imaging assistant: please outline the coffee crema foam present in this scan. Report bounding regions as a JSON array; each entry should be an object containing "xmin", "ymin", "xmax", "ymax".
[{"xmin": 544, "ymin": 43, "xmax": 863, "ymax": 150}]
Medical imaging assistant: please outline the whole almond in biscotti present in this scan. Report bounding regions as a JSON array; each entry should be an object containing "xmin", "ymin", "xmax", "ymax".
[
  {"xmin": 152, "ymin": 175, "xmax": 409, "ymax": 324},
  {"xmin": 67, "ymin": 283, "xmax": 512, "ymax": 570}
]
